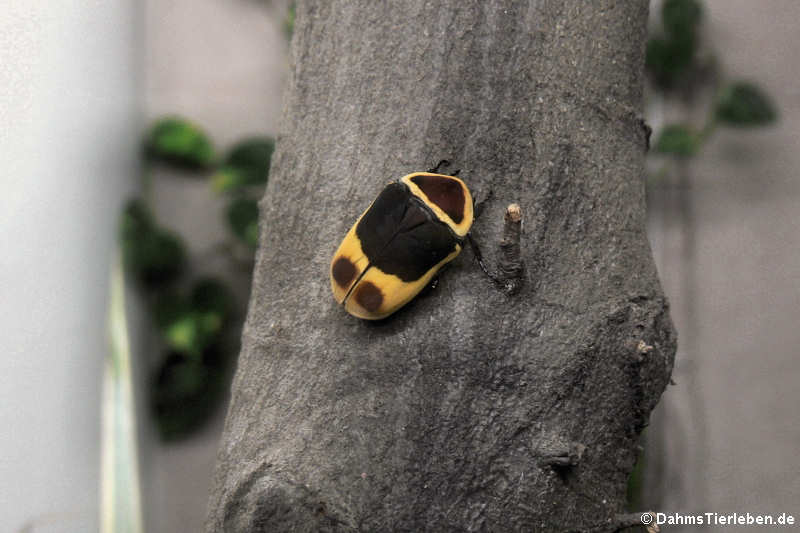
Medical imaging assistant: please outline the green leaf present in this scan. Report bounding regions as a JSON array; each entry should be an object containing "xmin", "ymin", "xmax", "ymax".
[
  {"xmin": 140, "ymin": 230, "xmax": 186, "ymax": 286},
  {"xmin": 714, "ymin": 82, "xmax": 778, "ymax": 127},
  {"xmin": 154, "ymin": 281, "xmax": 232, "ymax": 357},
  {"xmin": 645, "ymin": 30, "xmax": 697, "ymax": 89},
  {"xmin": 646, "ymin": 0, "xmax": 702, "ymax": 90},
  {"xmin": 162, "ymin": 309, "xmax": 222, "ymax": 356},
  {"xmin": 119, "ymin": 198, "xmax": 154, "ymax": 240},
  {"xmin": 154, "ymin": 291, "xmax": 188, "ymax": 330},
  {"xmin": 654, "ymin": 124, "xmax": 701, "ymax": 157},
  {"xmin": 156, "ymin": 355, "xmax": 209, "ymax": 403},
  {"xmin": 211, "ymin": 137, "xmax": 275, "ymax": 193},
  {"xmin": 226, "ymin": 197, "xmax": 260, "ymax": 248},
  {"xmin": 123, "ymin": 230, "xmax": 186, "ymax": 286},
  {"xmin": 645, "ymin": 35, "xmax": 697, "ymax": 90},
  {"xmin": 120, "ymin": 201, "xmax": 186, "ymax": 286},
  {"xmin": 662, "ymin": 0, "xmax": 702, "ymax": 39},
  {"xmin": 163, "ymin": 314, "xmax": 203, "ymax": 356},
  {"xmin": 191, "ymin": 278, "xmax": 234, "ymax": 320},
  {"xmin": 151, "ymin": 352, "xmax": 224, "ymax": 440},
  {"xmin": 145, "ymin": 116, "xmax": 216, "ymax": 169}
]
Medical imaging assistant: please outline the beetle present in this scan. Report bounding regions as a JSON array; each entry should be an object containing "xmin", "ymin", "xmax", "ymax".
[{"xmin": 330, "ymin": 164, "xmax": 474, "ymax": 320}]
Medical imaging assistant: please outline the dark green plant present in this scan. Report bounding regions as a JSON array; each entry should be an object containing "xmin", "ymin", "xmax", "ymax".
[
  {"xmin": 212, "ymin": 137, "xmax": 275, "ymax": 193},
  {"xmin": 714, "ymin": 82, "xmax": 777, "ymax": 127},
  {"xmin": 152, "ymin": 347, "xmax": 228, "ymax": 440},
  {"xmin": 120, "ymin": 199, "xmax": 186, "ymax": 286},
  {"xmin": 144, "ymin": 116, "xmax": 217, "ymax": 170},
  {"xmin": 226, "ymin": 197, "xmax": 261, "ymax": 249},
  {"xmin": 119, "ymin": 0, "xmax": 294, "ymax": 441},
  {"xmin": 653, "ymin": 123, "xmax": 701, "ymax": 158},
  {"xmin": 121, "ymin": 116, "xmax": 274, "ymax": 441},
  {"xmin": 646, "ymin": 0, "xmax": 777, "ymax": 162}
]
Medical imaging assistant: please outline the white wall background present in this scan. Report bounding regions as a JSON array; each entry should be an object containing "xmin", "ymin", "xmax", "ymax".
[
  {"xmin": 0, "ymin": 1, "xmax": 286, "ymax": 531},
  {"xmin": 0, "ymin": 2, "xmax": 140, "ymax": 531}
]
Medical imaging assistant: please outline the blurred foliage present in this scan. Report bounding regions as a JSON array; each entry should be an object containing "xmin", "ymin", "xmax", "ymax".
[
  {"xmin": 124, "ymin": 0, "xmax": 297, "ymax": 440},
  {"xmin": 212, "ymin": 137, "xmax": 275, "ymax": 193},
  {"xmin": 653, "ymin": 123, "xmax": 701, "ymax": 157},
  {"xmin": 152, "ymin": 347, "xmax": 228, "ymax": 441},
  {"xmin": 121, "ymin": 114, "xmax": 275, "ymax": 441},
  {"xmin": 632, "ymin": 0, "xmax": 779, "ymax": 509},
  {"xmin": 121, "ymin": 200, "xmax": 186, "ymax": 286},
  {"xmin": 144, "ymin": 116, "xmax": 217, "ymax": 170},
  {"xmin": 646, "ymin": 0, "xmax": 702, "ymax": 90},
  {"xmin": 714, "ymin": 82, "xmax": 777, "ymax": 126},
  {"xmin": 661, "ymin": 0, "xmax": 702, "ymax": 38},
  {"xmin": 646, "ymin": 0, "xmax": 778, "ymax": 175},
  {"xmin": 154, "ymin": 278, "xmax": 233, "ymax": 360},
  {"xmin": 226, "ymin": 197, "xmax": 261, "ymax": 249}
]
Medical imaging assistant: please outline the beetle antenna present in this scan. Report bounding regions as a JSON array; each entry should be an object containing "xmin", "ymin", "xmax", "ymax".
[{"xmin": 428, "ymin": 159, "xmax": 451, "ymax": 174}]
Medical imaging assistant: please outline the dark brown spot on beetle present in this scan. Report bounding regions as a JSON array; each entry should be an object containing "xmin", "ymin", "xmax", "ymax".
[
  {"xmin": 332, "ymin": 257, "xmax": 357, "ymax": 288},
  {"xmin": 411, "ymin": 174, "xmax": 465, "ymax": 224},
  {"xmin": 354, "ymin": 281, "xmax": 383, "ymax": 313}
]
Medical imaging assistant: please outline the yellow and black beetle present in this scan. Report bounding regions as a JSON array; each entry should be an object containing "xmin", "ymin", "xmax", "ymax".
[{"xmin": 330, "ymin": 165, "xmax": 474, "ymax": 320}]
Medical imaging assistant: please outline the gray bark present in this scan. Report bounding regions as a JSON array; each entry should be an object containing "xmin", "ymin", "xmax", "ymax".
[{"xmin": 206, "ymin": 1, "xmax": 676, "ymax": 532}]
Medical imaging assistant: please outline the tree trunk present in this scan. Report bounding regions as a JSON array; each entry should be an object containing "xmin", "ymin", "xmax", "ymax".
[{"xmin": 206, "ymin": 1, "xmax": 676, "ymax": 531}]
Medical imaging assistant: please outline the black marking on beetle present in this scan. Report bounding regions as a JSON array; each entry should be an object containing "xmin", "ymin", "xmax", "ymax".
[{"xmin": 355, "ymin": 183, "xmax": 460, "ymax": 282}]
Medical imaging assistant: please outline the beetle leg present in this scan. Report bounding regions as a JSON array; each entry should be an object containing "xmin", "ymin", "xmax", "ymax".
[{"xmin": 467, "ymin": 233, "xmax": 500, "ymax": 285}]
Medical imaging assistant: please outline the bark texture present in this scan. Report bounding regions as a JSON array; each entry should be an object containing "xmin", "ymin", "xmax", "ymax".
[{"xmin": 207, "ymin": 1, "xmax": 676, "ymax": 531}]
